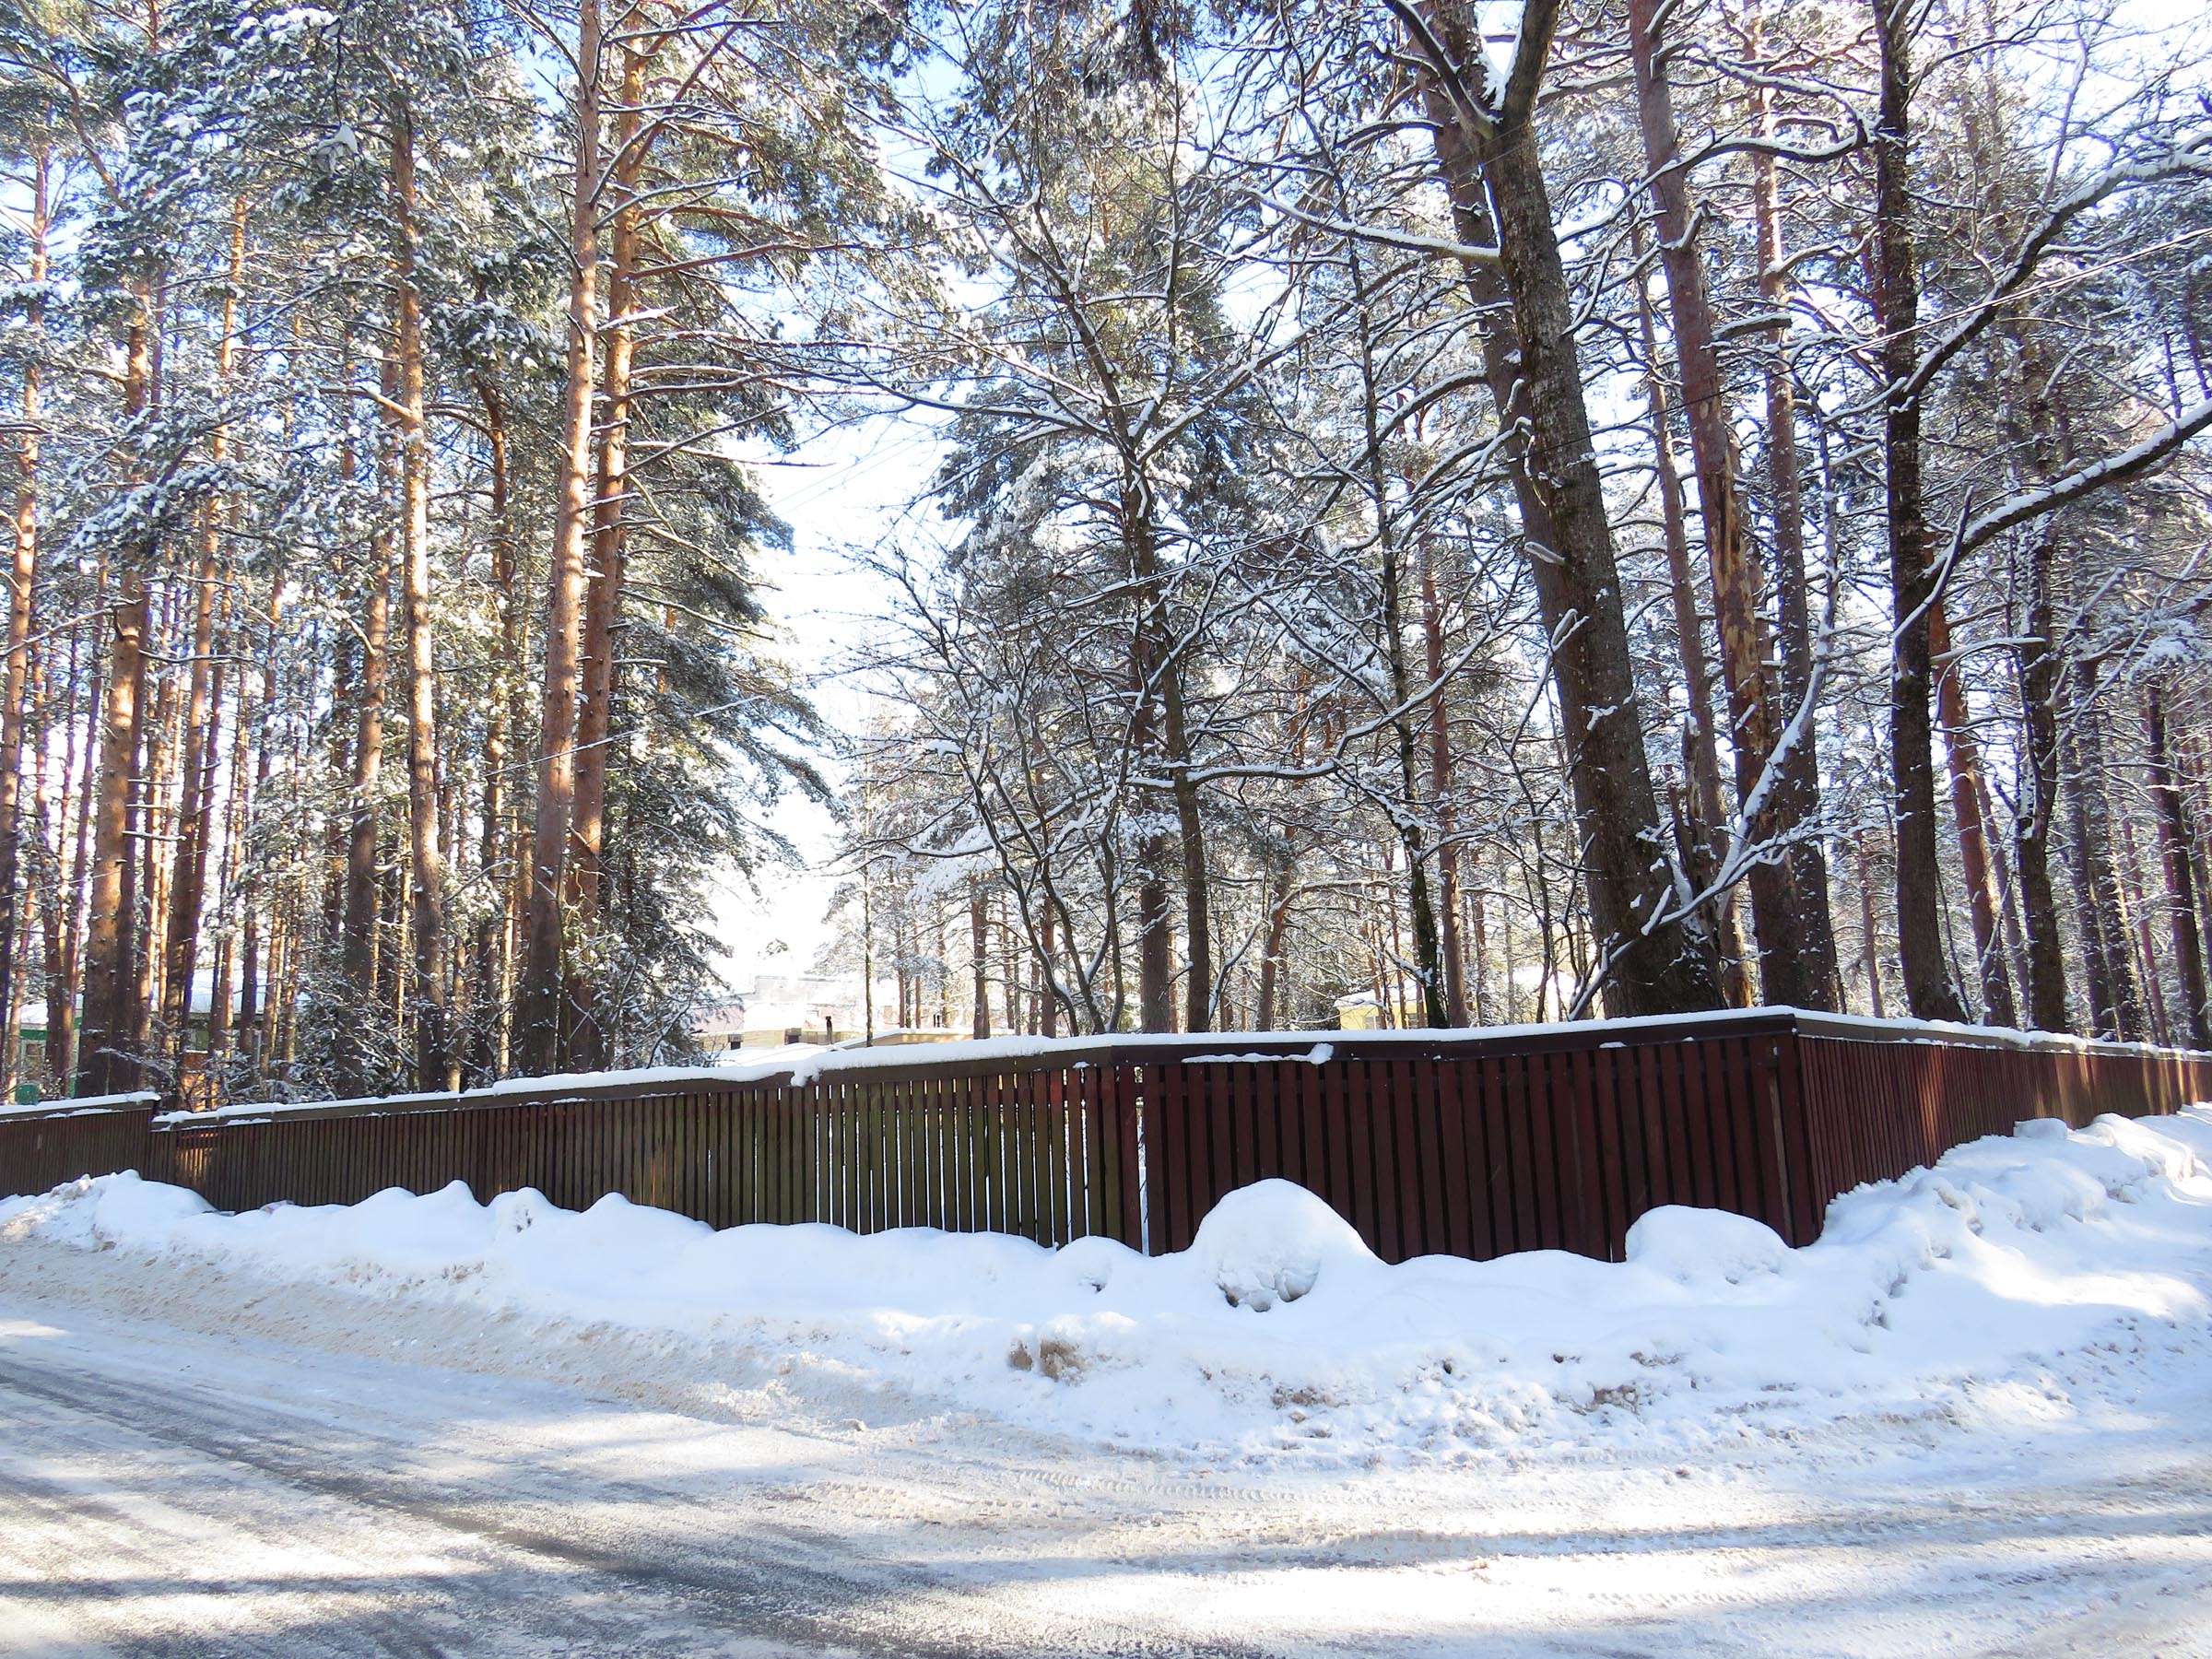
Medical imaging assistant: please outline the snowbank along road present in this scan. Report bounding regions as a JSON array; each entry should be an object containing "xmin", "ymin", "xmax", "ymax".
[{"xmin": 5, "ymin": 1109, "xmax": 2212, "ymax": 1656}]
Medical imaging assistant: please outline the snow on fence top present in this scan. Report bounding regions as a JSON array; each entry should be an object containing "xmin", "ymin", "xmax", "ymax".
[
  {"xmin": 142, "ymin": 1004, "xmax": 2208, "ymax": 1128},
  {"xmin": 0, "ymin": 1089, "xmax": 160, "ymax": 1122}
]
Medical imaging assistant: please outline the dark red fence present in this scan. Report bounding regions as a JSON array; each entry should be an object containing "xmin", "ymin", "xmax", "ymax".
[
  {"xmin": 0, "ymin": 1094, "xmax": 159, "ymax": 1203},
  {"xmin": 147, "ymin": 1065, "xmax": 1142, "ymax": 1246},
  {"xmin": 5, "ymin": 1013, "xmax": 2207, "ymax": 1262},
  {"xmin": 1785, "ymin": 1021, "xmax": 2210, "ymax": 1221}
]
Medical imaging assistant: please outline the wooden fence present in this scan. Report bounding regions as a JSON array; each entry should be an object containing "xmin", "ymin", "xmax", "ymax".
[
  {"xmin": 5, "ymin": 1012, "xmax": 2208, "ymax": 1263},
  {"xmin": 0, "ymin": 1092, "xmax": 160, "ymax": 1203}
]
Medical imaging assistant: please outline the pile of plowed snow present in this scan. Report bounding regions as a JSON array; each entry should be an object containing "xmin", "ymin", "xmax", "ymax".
[{"xmin": 6, "ymin": 1109, "xmax": 2211, "ymax": 1460}]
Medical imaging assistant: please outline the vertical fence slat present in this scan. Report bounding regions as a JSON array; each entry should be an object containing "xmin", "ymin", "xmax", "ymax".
[
  {"xmin": 1043, "ymin": 1068, "xmax": 1067, "ymax": 1246},
  {"xmin": 945, "ymin": 1074, "xmax": 968, "ymax": 1234},
  {"xmin": 1589, "ymin": 1048, "xmax": 1629, "ymax": 1259},
  {"xmin": 1426, "ymin": 1060, "xmax": 1459, "ymax": 1257},
  {"xmin": 1194, "ymin": 1065, "xmax": 1224, "ymax": 1248},
  {"xmin": 1560, "ymin": 1045, "xmax": 1600, "ymax": 1261},
  {"xmin": 1528, "ymin": 1051, "xmax": 1566, "ymax": 1253},
  {"xmin": 1155, "ymin": 1063, "xmax": 1189, "ymax": 1253},
  {"xmin": 964, "ymin": 1071, "xmax": 987, "ymax": 1235},
  {"xmin": 927, "ymin": 1072, "xmax": 947, "ymax": 1231},
  {"xmin": 1502, "ymin": 1053, "xmax": 1539, "ymax": 1253},
  {"xmin": 1076, "ymin": 1065, "xmax": 1103, "ymax": 1241},
  {"xmin": 1384, "ymin": 1056, "xmax": 1419, "ymax": 1262},
  {"xmin": 1348, "ymin": 1057, "xmax": 1382, "ymax": 1253},
  {"xmin": 1026, "ymin": 1065, "xmax": 1046, "ymax": 1241},
  {"xmin": 1228, "ymin": 1063, "xmax": 1256, "ymax": 1193},
  {"xmin": 1113, "ymin": 1064, "xmax": 1143, "ymax": 1250}
]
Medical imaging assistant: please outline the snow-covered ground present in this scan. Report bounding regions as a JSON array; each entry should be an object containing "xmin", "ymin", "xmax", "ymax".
[{"xmin": 4, "ymin": 1110, "xmax": 2212, "ymax": 1655}]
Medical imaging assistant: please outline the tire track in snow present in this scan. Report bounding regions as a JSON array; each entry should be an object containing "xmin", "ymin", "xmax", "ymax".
[
  {"xmin": 9, "ymin": 1239, "xmax": 2212, "ymax": 1656},
  {"xmin": 0, "ymin": 1335, "xmax": 1273, "ymax": 1659}
]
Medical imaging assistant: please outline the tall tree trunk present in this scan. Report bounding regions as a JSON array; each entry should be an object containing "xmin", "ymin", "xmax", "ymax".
[
  {"xmin": 1628, "ymin": 0, "xmax": 1839, "ymax": 1010},
  {"xmin": 1, "ymin": 643, "xmax": 41, "ymax": 1093},
  {"xmin": 263, "ymin": 905, "xmax": 288, "ymax": 1068},
  {"xmin": 160, "ymin": 202, "xmax": 244, "ymax": 1069},
  {"xmin": 53, "ymin": 629, "xmax": 99, "ymax": 1088},
  {"xmin": 970, "ymin": 878, "xmax": 991, "ymax": 1040},
  {"xmin": 134, "ymin": 592, "xmax": 178, "ymax": 1058},
  {"xmin": 999, "ymin": 891, "xmax": 1021, "ymax": 1035},
  {"xmin": 378, "ymin": 852, "xmax": 403, "ymax": 1036},
  {"xmin": 1467, "ymin": 877, "xmax": 1491, "ymax": 1024},
  {"xmin": 1344, "ymin": 241, "xmax": 1446, "ymax": 1028},
  {"xmin": 1983, "ymin": 773, "xmax": 2032, "ymax": 1005},
  {"xmin": 2061, "ymin": 740, "xmax": 2117, "ymax": 1038},
  {"xmin": 208, "ymin": 588, "xmax": 264, "ymax": 1065},
  {"xmin": 564, "ymin": 37, "xmax": 645, "ymax": 1073},
  {"xmin": 1379, "ymin": 520, "xmax": 1447, "ymax": 1030},
  {"xmin": 471, "ymin": 380, "xmax": 519, "ymax": 1081},
  {"xmin": 390, "ymin": 107, "xmax": 450, "ymax": 1091},
  {"xmin": 1420, "ymin": 552, "xmax": 1467, "ymax": 1025},
  {"xmin": 1123, "ymin": 511, "xmax": 1179, "ymax": 1033},
  {"xmin": 2117, "ymin": 805, "xmax": 2171, "ymax": 1044},
  {"xmin": 339, "ymin": 362, "xmax": 394, "ymax": 1093},
  {"xmin": 87, "ymin": 591, "xmax": 151, "ymax": 1094},
  {"xmin": 1037, "ymin": 898, "xmax": 1057, "ymax": 1037},
  {"xmin": 161, "ymin": 559, "xmax": 226, "ymax": 1062},
  {"xmin": 1873, "ymin": 1, "xmax": 1970, "ymax": 1022},
  {"xmin": 1748, "ymin": 62, "xmax": 1844, "ymax": 1015},
  {"xmin": 934, "ymin": 903, "xmax": 951, "ymax": 1030},
  {"xmin": 2145, "ymin": 681, "xmax": 2210, "ymax": 1048},
  {"xmin": 1631, "ymin": 246, "xmax": 1747, "ymax": 1004},
  {"xmin": 1412, "ymin": 1, "xmax": 1719, "ymax": 1017},
  {"xmin": 1855, "ymin": 828, "xmax": 1888, "ymax": 1018},
  {"xmin": 1130, "ymin": 843, "xmax": 1171, "ymax": 1031},
  {"xmin": 1166, "ymin": 747, "xmax": 1213, "ymax": 1030},
  {"xmin": 2011, "ymin": 517, "xmax": 2070, "ymax": 1032},
  {"xmin": 1986, "ymin": 301, "xmax": 2074, "ymax": 1033},
  {"xmin": 1028, "ymin": 933, "xmax": 1043, "ymax": 1036},
  {"xmin": 1926, "ymin": 602, "xmax": 2017, "ymax": 1025},
  {"xmin": 275, "ymin": 888, "xmax": 301, "ymax": 1066},
  {"xmin": 0, "ymin": 150, "xmax": 48, "ymax": 1063},
  {"xmin": 2183, "ymin": 736, "xmax": 2212, "ymax": 971},
  {"xmin": 33, "ymin": 634, "xmax": 76, "ymax": 1088},
  {"xmin": 1121, "ymin": 500, "xmax": 1212, "ymax": 1033},
  {"xmin": 518, "ymin": 0, "xmax": 605, "ymax": 1074},
  {"xmin": 320, "ymin": 629, "xmax": 351, "ymax": 945},
  {"xmin": 2068, "ymin": 657, "xmax": 2146, "ymax": 1038},
  {"xmin": 1256, "ymin": 708, "xmax": 1315, "ymax": 1035},
  {"xmin": 79, "ymin": 294, "xmax": 157, "ymax": 1098},
  {"xmin": 1256, "ymin": 857, "xmax": 1295, "ymax": 1032},
  {"xmin": 1383, "ymin": 840, "xmax": 1414, "ymax": 1026}
]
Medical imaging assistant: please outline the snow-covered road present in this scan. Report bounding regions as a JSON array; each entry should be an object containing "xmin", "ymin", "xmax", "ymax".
[{"xmin": 5, "ymin": 1235, "xmax": 2211, "ymax": 1658}]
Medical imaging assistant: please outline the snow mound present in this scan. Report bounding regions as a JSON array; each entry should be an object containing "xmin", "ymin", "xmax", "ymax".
[
  {"xmin": 6, "ymin": 1108, "xmax": 2212, "ymax": 1463},
  {"xmin": 0, "ymin": 1171, "xmax": 212, "ymax": 1251},
  {"xmin": 1625, "ymin": 1206, "xmax": 1788, "ymax": 1285},
  {"xmin": 1188, "ymin": 1178, "xmax": 1377, "ymax": 1310}
]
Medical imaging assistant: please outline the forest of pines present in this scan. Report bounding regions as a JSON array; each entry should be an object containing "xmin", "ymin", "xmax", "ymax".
[{"xmin": 1, "ymin": 0, "xmax": 2207, "ymax": 1104}]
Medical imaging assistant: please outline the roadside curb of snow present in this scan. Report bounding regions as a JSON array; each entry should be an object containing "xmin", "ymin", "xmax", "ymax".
[{"xmin": 5, "ymin": 1108, "xmax": 2211, "ymax": 1465}]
